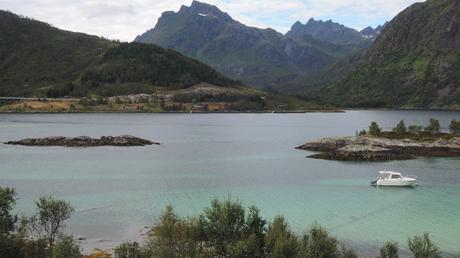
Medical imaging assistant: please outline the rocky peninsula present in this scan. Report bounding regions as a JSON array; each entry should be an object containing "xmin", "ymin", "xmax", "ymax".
[
  {"xmin": 296, "ymin": 135, "xmax": 460, "ymax": 161},
  {"xmin": 5, "ymin": 135, "xmax": 159, "ymax": 147}
]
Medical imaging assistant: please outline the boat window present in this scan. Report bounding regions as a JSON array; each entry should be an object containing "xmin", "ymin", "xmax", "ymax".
[{"xmin": 391, "ymin": 174, "xmax": 401, "ymax": 179}]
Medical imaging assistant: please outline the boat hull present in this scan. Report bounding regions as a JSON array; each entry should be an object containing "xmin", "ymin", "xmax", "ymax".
[{"xmin": 374, "ymin": 179, "xmax": 417, "ymax": 187}]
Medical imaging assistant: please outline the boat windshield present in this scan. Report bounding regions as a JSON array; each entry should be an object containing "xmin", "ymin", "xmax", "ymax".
[{"xmin": 391, "ymin": 174, "xmax": 402, "ymax": 179}]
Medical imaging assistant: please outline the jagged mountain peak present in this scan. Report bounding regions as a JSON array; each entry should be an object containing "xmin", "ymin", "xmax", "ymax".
[{"xmin": 177, "ymin": 1, "xmax": 233, "ymax": 22}]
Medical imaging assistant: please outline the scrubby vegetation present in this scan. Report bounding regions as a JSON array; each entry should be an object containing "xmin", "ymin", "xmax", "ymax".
[
  {"xmin": 0, "ymin": 10, "xmax": 239, "ymax": 98},
  {"xmin": 362, "ymin": 118, "xmax": 460, "ymax": 140},
  {"xmin": 0, "ymin": 187, "xmax": 79, "ymax": 258},
  {"xmin": 1, "ymin": 188, "xmax": 450, "ymax": 257}
]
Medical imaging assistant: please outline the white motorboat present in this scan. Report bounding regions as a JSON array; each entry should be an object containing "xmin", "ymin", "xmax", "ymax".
[{"xmin": 371, "ymin": 171, "xmax": 418, "ymax": 187}]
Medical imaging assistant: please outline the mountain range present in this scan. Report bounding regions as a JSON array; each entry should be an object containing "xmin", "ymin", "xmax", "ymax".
[
  {"xmin": 135, "ymin": 1, "xmax": 377, "ymax": 90},
  {"xmin": 323, "ymin": 0, "xmax": 460, "ymax": 108},
  {"xmin": 1, "ymin": 0, "xmax": 459, "ymax": 109}
]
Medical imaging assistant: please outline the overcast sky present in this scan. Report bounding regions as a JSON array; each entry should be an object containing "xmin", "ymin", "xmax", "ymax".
[{"xmin": 1, "ymin": 0, "xmax": 421, "ymax": 42}]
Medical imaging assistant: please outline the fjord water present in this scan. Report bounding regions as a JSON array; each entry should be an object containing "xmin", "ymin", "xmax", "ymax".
[{"xmin": 1, "ymin": 111, "xmax": 459, "ymax": 256}]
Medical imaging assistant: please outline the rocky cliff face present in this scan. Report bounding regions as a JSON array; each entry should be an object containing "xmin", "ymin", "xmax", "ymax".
[
  {"xmin": 360, "ymin": 23, "xmax": 387, "ymax": 40},
  {"xmin": 323, "ymin": 0, "xmax": 460, "ymax": 108},
  {"xmin": 134, "ymin": 1, "xmax": 354, "ymax": 90},
  {"xmin": 287, "ymin": 18, "xmax": 373, "ymax": 47}
]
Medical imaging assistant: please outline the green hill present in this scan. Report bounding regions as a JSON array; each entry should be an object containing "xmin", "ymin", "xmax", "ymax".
[
  {"xmin": 0, "ymin": 10, "xmax": 239, "ymax": 97},
  {"xmin": 322, "ymin": 0, "xmax": 460, "ymax": 109}
]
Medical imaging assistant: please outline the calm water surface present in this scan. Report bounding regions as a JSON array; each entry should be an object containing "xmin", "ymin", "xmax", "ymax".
[{"xmin": 0, "ymin": 111, "xmax": 459, "ymax": 256}]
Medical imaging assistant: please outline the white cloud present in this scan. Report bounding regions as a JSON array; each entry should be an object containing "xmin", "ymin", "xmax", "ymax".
[{"xmin": 0, "ymin": 0, "xmax": 422, "ymax": 41}]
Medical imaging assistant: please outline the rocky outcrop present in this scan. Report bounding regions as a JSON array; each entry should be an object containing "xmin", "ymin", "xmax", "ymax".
[
  {"xmin": 5, "ymin": 135, "xmax": 159, "ymax": 147},
  {"xmin": 297, "ymin": 136, "xmax": 460, "ymax": 161}
]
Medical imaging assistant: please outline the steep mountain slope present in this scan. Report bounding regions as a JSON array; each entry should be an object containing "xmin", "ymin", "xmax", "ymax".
[
  {"xmin": 360, "ymin": 23, "xmax": 387, "ymax": 40},
  {"xmin": 287, "ymin": 18, "xmax": 372, "ymax": 48},
  {"xmin": 134, "ymin": 1, "xmax": 353, "ymax": 90},
  {"xmin": 323, "ymin": 0, "xmax": 460, "ymax": 108},
  {"xmin": 0, "ymin": 10, "xmax": 239, "ymax": 97}
]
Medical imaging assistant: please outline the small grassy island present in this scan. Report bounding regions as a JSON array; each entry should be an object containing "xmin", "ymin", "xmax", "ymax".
[
  {"xmin": 5, "ymin": 135, "xmax": 158, "ymax": 147},
  {"xmin": 297, "ymin": 119, "xmax": 460, "ymax": 161}
]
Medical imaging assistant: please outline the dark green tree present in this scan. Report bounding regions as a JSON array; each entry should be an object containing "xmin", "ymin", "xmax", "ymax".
[
  {"xmin": 378, "ymin": 241, "xmax": 399, "ymax": 258},
  {"xmin": 449, "ymin": 119, "xmax": 460, "ymax": 134},
  {"xmin": 34, "ymin": 196, "xmax": 74, "ymax": 257},
  {"xmin": 266, "ymin": 216, "xmax": 300, "ymax": 258},
  {"xmin": 114, "ymin": 242, "xmax": 143, "ymax": 258},
  {"xmin": 54, "ymin": 235, "xmax": 82, "ymax": 258},
  {"xmin": 425, "ymin": 119, "xmax": 440, "ymax": 134},
  {"xmin": 369, "ymin": 122, "xmax": 382, "ymax": 135},
  {"xmin": 408, "ymin": 233, "xmax": 441, "ymax": 258},
  {"xmin": 0, "ymin": 187, "xmax": 17, "ymax": 238},
  {"xmin": 233, "ymin": 206, "xmax": 267, "ymax": 257},
  {"xmin": 203, "ymin": 197, "xmax": 246, "ymax": 256},
  {"xmin": 301, "ymin": 224, "xmax": 340, "ymax": 258},
  {"xmin": 393, "ymin": 120, "xmax": 407, "ymax": 135}
]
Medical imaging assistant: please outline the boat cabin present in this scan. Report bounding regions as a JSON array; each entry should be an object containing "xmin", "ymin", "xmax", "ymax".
[{"xmin": 378, "ymin": 171, "xmax": 402, "ymax": 179}]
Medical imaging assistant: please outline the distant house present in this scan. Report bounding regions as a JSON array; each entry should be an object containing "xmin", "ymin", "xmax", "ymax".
[{"xmin": 191, "ymin": 105, "xmax": 204, "ymax": 112}]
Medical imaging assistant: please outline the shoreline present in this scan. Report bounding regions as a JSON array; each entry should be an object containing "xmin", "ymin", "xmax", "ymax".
[{"xmin": 0, "ymin": 110, "xmax": 345, "ymax": 114}]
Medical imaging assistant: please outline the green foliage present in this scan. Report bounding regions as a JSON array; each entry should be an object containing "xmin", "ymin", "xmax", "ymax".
[
  {"xmin": 322, "ymin": 0, "xmax": 460, "ymax": 108},
  {"xmin": 392, "ymin": 120, "xmax": 407, "ymax": 135},
  {"xmin": 114, "ymin": 242, "xmax": 143, "ymax": 258},
  {"xmin": 0, "ymin": 187, "xmax": 17, "ymax": 237},
  {"xmin": 369, "ymin": 122, "xmax": 382, "ymax": 135},
  {"xmin": 408, "ymin": 125, "xmax": 423, "ymax": 134},
  {"xmin": 203, "ymin": 197, "xmax": 246, "ymax": 255},
  {"xmin": 378, "ymin": 241, "xmax": 399, "ymax": 258},
  {"xmin": 34, "ymin": 196, "xmax": 75, "ymax": 256},
  {"xmin": 408, "ymin": 233, "xmax": 441, "ymax": 258},
  {"xmin": 301, "ymin": 224, "xmax": 340, "ymax": 258},
  {"xmin": 54, "ymin": 235, "xmax": 82, "ymax": 258},
  {"xmin": 425, "ymin": 118, "xmax": 440, "ymax": 134},
  {"xmin": 340, "ymin": 246, "xmax": 358, "ymax": 258},
  {"xmin": 0, "ymin": 187, "xmax": 77, "ymax": 258},
  {"xmin": 266, "ymin": 216, "xmax": 300, "ymax": 258},
  {"xmin": 0, "ymin": 11, "xmax": 240, "ymax": 98},
  {"xmin": 449, "ymin": 119, "xmax": 460, "ymax": 134}
]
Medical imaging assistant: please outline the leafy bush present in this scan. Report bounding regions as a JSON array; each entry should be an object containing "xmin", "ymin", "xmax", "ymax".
[
  {"xmin": 114, "ymin": 242, "xmax": 143, "ymax": 258},
  {"xmin": 392, "ymin": 120, "xmax": 407, "ymax": 135},
  {"xmin": 425, "ymin": 118, "xmax": 440, "ymax": 134},
  {"xmin": 54, "ymin": 235, "xmax": 82, "ymax": 258},
  {"xmin": 408, "ymin": 233, "xmax": 441, "ymax": 258},
  {"xmin": 378, "ymin": 241, "xmax": 399, "ymax": 258},
  {"xmin": 449, "ymin": 119, "xmax": 460, "ymax": 134},
  {"xmin": 369, "ymin": 122, "xmax": 382, "ymax": 135},
  {"xmin": 408, "ymin": 125, "xmax": 423, "ymax": 134}
]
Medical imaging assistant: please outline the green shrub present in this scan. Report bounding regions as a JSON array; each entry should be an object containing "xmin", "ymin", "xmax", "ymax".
[
  {"xmin": 369, "ymin": 122, "xmax": 382, "ymax": 135},
  {"xmin": 408, "ymin": 233, "xmax": 441, "ymax": 258},
  {"xmin": 378, "ymin": 241, "xmax": 399, "ymax": 258},
  {"xmin": 408, "ymin": 125, "xmax": 423, "ymax": 134},
  {"xmin": 449, "ymin": 119, "xmax": 460, "ymax": 134},
  {"xmin": 114, "ymin": 242, "xmax": 143, "ymax": 258},
  {"xmin": 54, "ymin": 235, "xmax": 82, "ymax": 258},
  {"xmin": 266, "ymin": 216, "xmax": 300, "ymax": 258},
  {"xmin": 425, "ymin": 118, "xmax": 440, "ymax": 134},
  {"xmin": 301, "ymin": 224, "xmax": 340, "ymax": 258},
  {"xmin": 392, "ymin": 120, "xmax": 407, "ymax": 135}
]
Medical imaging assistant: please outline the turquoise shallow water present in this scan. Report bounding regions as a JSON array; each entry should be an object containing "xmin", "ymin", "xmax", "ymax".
[{"xmin": 0, "ymin": 111, "xmax": 459, "ymax": 256}]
